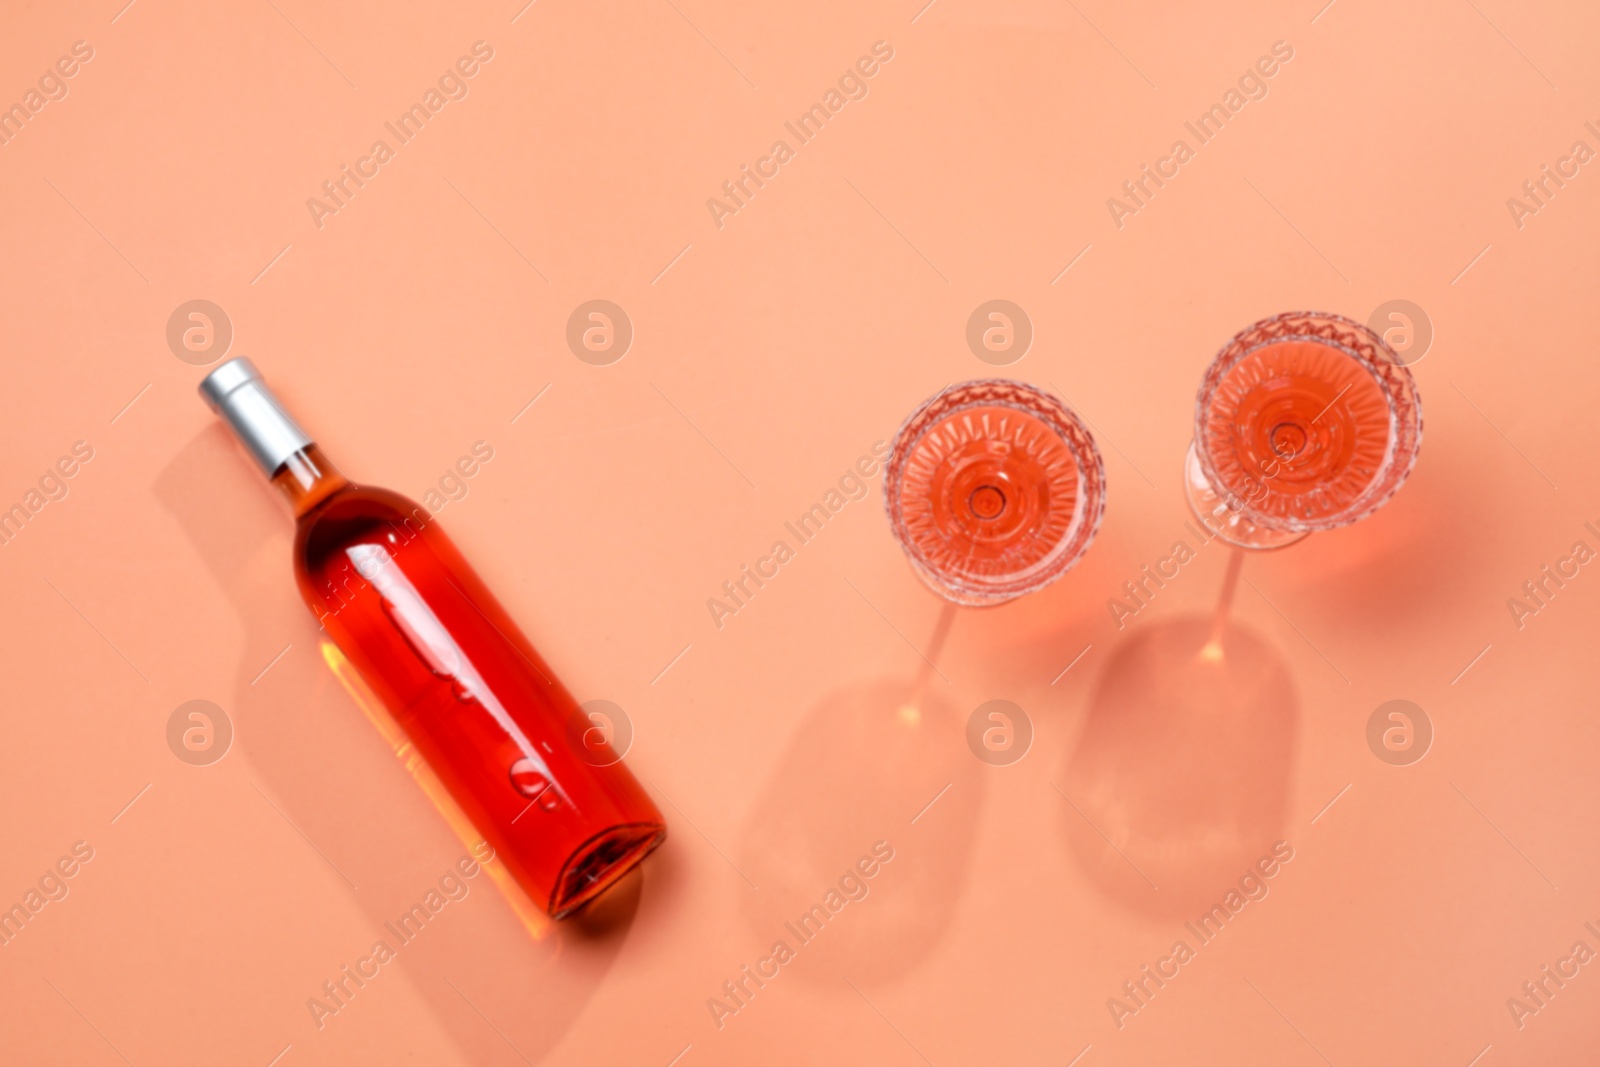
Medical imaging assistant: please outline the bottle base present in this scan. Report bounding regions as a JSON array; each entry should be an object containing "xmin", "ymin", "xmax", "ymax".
[{"xmin": 550, "ymin": 823, "xmax": 668, "ymax": 919}]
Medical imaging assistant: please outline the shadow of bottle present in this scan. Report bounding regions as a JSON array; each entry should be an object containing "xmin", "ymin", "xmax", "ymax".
[
  {"xmin": 736, "ymin": 676, "xmax": 982, "ymax": 987},
  {"xmin": 1059, "ymin": 615, "xmax": 1297, "ymax": 921},
  {"xmin": 155, "ymin": 426, "xmax": 634, "ymax": 1061}
]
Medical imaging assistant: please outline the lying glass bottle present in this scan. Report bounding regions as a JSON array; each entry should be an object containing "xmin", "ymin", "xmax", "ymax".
[{"xmin": 200, "ymin": 358, "xmax": 666, "ymax": 918}]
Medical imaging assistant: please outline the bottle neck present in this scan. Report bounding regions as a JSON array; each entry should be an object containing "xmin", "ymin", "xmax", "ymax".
[{"xmin": 271, "ymin": 444, "xmax": 350, "ymax": 518}]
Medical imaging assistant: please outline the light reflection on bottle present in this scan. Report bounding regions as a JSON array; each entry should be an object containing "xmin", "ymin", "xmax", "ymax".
[{"xmin": 347, "ymin": 543, "xmax": 571, "ymax": 816}]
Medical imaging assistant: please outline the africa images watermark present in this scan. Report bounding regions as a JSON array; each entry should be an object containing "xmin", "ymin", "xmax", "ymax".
[
  {"xmin": 1105, "ymin": 520, "xmax": 1219, "ymax": 630},
  {"xmin": 0, "ymin": 840, "xmax": 96, "ymax": 949},
  {"xmin": 1505, "ymin": 120, "xmax": 1600, "ymax": 231},
  {"xmin": 705, "ymin": 40, "xmax": 896, "ymax": 230},
  {"xmin": 1105, "ymin": 39, "xmax": 1296, "ymax": 229},
  {"xmin": 305, "ymin": 842, "xmax": 496, "ymax": 1030},
  {"xmin": 416, "ymin": 440, "xmax": 496, "ymax": 516},
  {"xmin": 1503, "ymin": 519, "xmax": 1600, "ymax": 631},
  {"xmin": 1106, "ymin": 841, "xmax": 1296, "ymax": 1029},
  {"xmin": 0, "ymin": 40, "xmax": 95, "ymax": 149},
  {"xmin": 0, "ymin": 440, "xmax": 96, "ymax": 550},
  {"xmin": 1505, "ymin": 918, "xmax": 1600, "ymax": 1031},
  {"xmin": 705, "ymin": 840, "xmax": 896, "ymax": 1031},
  {"xmin": 1106, "ymin": 448, "xmax": 1295, "ymax": 629},
  {"xmin": 705, "ymin": 441, "xmax": 891, "ymax": 630},
  {"xmin": 296, "ymin": 439, "xmax": 491, "ymax": 629},
  {"xmin": 306, "ymin": 41, "xmax": 496, "ymax": 229}
]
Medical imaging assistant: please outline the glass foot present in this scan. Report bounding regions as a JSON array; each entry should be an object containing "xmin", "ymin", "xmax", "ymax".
[{"xmin": 1183, "ymin": 443, "xmax": 1307, "ymax": 551}]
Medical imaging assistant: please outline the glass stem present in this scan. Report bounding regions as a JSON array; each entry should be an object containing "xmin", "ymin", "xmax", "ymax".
[
  {"xmin": 1202, "ymin": 548, "xmax": 1245, "ymax": 661},
  {"xmin": 909, "ymin": 601, "xmax": 958, "ymax": 697}
]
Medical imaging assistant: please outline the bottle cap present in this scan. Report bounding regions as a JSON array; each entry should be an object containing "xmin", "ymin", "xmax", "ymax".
[{"xmin": 198, "ymin": 358, "xmax": 313, "ymax": 476}]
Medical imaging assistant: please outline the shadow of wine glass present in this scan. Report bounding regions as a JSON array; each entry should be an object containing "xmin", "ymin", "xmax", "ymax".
[
  {"xmin": 155, "ymin": 426, "xmax": 633, "ymax": 1061},
  {"xmin": 736, "ymin": 677, "xmax": 983, "ymax": 987},
  {"xmin": 1058, "ymin": 615, "xmax": 1297, "ymax": 920}
]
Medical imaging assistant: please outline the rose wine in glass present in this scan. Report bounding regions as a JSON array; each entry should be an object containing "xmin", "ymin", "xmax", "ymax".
[
  {"xmin": 885, "ymin": 380, "xmax": 1106, "ymax": 607},
  {"xmin": 1186, "ymin": 311, "xmax": 1422, "ymax": 550},
  {"xmin": 200, "ymin": 358, "xmax": 665, "ymax": 919}
]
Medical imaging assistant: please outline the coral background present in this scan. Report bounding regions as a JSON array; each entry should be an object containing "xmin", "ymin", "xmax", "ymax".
[{"xmin": 0, "ymin": 0, "xmax": 1596, "ymax": 1064}]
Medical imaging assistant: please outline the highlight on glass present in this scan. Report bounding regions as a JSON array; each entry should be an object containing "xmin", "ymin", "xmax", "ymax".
[
  {"xmin": 199, "ymin": 358, "xmax": 666, "ymax": 919},
  {"xmin": 884, "ymin": 378, "xmax": 1107, "ymax": 606},
  {"xmin": 1184, "ymin": 311, "xmax": 1423, "ymax": 550}
]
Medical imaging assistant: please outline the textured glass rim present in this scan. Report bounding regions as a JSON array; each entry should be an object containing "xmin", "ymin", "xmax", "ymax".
[
  {"xmin": 883, "ymin": 378, "xmax": 1108, "ymax": 606},
  {"xmin": 1192, "ymin": 311, "xmax": 1424, "ymax": 534}
]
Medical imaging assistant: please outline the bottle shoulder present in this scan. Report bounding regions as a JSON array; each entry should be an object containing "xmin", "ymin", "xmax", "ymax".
[{"xmin": 294, "ymin": 483, "xmax": 437, "ymax": 561}]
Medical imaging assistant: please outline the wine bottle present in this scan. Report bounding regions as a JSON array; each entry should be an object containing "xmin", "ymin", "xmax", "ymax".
[{"xmin": 199, "ymin": 358, "xmax": 666, "ymax": 918}]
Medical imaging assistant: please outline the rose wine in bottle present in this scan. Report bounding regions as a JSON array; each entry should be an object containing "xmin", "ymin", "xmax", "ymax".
[{"xmin": 200, "ymin": 358, "xmax": 665, "ymax": 918}]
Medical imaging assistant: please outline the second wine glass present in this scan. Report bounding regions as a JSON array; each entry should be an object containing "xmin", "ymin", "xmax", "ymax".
[{"xmin": 1184, "ymin": 311, "xmax": 1423, "ymax": 550}]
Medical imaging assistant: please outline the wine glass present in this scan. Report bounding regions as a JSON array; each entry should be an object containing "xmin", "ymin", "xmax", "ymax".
[
  {"xmin": 884, "ymin": 379, "xmax": 1107, "ymax": 606},
  {"xmin": 728, "ymin": 381, "xmax": 1101, "ymax": 963},
  {"xmin": 870, "ymin": 379, "xmax": 1104, "ymax": 819},
  {"xmin": 1184, "ymin": 311, "xmax": 1423, "ymax": 550}
]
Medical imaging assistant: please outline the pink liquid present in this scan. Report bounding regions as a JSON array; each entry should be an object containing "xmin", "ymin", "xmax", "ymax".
[
  {"xmin": 898, "ymin": 403, "xmax": 1080, "ymax": 581},
  {"xmin": 886, "ymin": 381, "xmax": 1104, "ymax": 605},
  {"xmin": 1200, "ymin": 339, "xmax": 1393, "ymax": 525}
]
